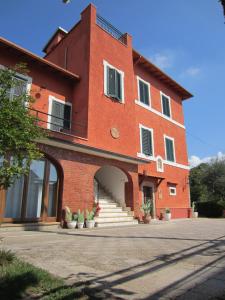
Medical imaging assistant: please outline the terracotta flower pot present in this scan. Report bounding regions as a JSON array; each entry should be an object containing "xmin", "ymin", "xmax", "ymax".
[{"xmin": 143, "ymin": 214, "xmax": 151, "ymax": 224}]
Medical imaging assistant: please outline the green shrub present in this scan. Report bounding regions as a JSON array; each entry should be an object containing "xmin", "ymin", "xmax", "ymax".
[
  {"xmin": 196, "ymin": 201, "xmax": 224, "ymax": 218},
  {"xmin": 86, "ymin": 209, "xmax": 95, "ymax": 221},
  {"xmin": 77, "ymin": 210, "xmax": 84, "ymax": 223},
  {"xmin": 0, "ymin": 249, "xmax": 15, "ymax": 266}
]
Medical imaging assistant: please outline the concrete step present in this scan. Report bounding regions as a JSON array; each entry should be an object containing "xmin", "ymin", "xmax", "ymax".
[
  {"xmin": 99, "ymin": 203, "xmax": 118, "ymax": 209},
  {"xmin": 95, "ymin": 220, "xmax": 138, "ymax": 228},
  {"xmin": 95, "ymin": 216, "xmax": 134, "ymax": 223},
  {"xmin": 98, "ymin": 199, "xmax": 114, "ymax": 204},
  {"xmin": 99, "ymin": 207, "xmax": 123, "ymax": 213},
  {"xmin": 98, "ymin": 211, "xmax": 128, "ymax": 217}
]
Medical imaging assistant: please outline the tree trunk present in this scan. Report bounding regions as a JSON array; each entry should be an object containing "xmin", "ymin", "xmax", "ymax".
[{"xmin": 0, "ymin": 187, "xmax": 5, "ymax": 225}]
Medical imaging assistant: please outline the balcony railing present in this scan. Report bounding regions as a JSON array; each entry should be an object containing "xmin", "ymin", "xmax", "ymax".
[
  {"xmin": 96, "ymin": 14, "xmax": 127, "ymax": 45},
  {"xmin": 29, "ymin": 108, "xmax": 86, "ymax": 138}
]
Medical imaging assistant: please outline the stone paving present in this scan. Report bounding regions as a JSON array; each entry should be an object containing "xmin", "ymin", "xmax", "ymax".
[{"xmin": 1, "ymin": 218, "xmax": 225, "ymax": 299}]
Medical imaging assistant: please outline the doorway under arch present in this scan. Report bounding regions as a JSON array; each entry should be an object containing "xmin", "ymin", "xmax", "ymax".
[{"xmin": 94, "ymin": 165, "xmax": 133, "ymax": 209}]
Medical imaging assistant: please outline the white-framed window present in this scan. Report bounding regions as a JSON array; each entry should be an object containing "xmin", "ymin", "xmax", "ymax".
[
  {"xmin": 48, "ymin": 96, "xmax": 72, "ymax": 132},
  {"xmin": 161, "ymin": 92, "xmax": 171, "ymax": 118},
  {"xmin": 137, "ymin": 76, "xmax": 150, "ymax": 106},
  {"xmin": 164, "ymin": 135, "xmax": 176, "ymax": 162},
  {"xmin": 0, "ymin": 65, "xmax": 32, "ymax": 101},
  {"xmin": 156, "ymin": 156, "xmax": 164, "ymax": 172},
  {"xmin": 169, "ymin": 186, "xmax": 177, "ymax": 196},
  {"xmin": 139, "ymin": 124, "xmax": 154, "ymax": 158},
  {"xmin": 103, "ymin": 60, "xmax": 124, "ymax": 102}
]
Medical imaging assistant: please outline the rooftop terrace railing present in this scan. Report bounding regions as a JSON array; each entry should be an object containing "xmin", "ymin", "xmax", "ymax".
[{"xmin": 96, "ymin": 14, "xmax": 127, "ymax": 45}]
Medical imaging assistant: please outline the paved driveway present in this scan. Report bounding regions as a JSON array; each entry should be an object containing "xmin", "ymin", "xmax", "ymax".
[{"xmin": 1, "ymin": 219, "xmax": 225, "ymax": 299}]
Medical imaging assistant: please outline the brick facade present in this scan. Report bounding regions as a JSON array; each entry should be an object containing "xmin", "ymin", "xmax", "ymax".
[{"xmin": 0, "ymin": 3, "xmax": 192, "ymax": 222}]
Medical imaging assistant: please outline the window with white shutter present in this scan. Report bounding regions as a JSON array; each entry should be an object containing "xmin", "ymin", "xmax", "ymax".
[
  {"xmin": 161, "ymin": 93, "xmax": 171, "ymax": 118},
  {"xmin": 49, "ymin": 98, "xmax": 72, "ymax": 132},
  {"xmin": 137, "ymin": 77, "xmax": 150, "ymax": 106},
  {"xmin": 104, "ymin": 61, "xmax": 124, "ymax": 102},
  {"xmin": 164, "ymin": 136, "xmax": 175, "ymax": 162},
  {"xmin": 140, "ymin": 125, "xmax": 154, "ymax": 157}
]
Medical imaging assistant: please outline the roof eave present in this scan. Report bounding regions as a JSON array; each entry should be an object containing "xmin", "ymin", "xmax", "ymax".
[
  {"xmin": 133, "ymin": 49, "xmax": 193, "ymax": 100},
  {"xmin": 0, "ymin": 36, "xmax": 80, "ymax": 81}
]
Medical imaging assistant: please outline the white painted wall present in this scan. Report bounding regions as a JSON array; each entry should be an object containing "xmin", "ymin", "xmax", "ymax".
[{"xmin": 95, "ymin": 166, "xmax": 128, "ymax": 206}]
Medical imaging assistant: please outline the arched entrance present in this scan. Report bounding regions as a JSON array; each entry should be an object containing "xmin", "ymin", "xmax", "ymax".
[
  {"xmin": 94, "ymin": 165, "xmax": 133, "ymax": 208},
  {"xmin": 2, "ymin": 155, "xmax": 62, "ymax": 223}
]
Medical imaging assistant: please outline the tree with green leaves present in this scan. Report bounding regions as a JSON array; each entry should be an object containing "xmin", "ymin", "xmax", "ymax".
[
  {"xmin": 190, "ymin": 158, "xmax": 225, "ymax": 208},
  {"xmin": 0, "ymin": 64, "xmax": 45, "ymax": 191}
]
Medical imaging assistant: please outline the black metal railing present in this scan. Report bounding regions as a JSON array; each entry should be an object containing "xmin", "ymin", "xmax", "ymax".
[
  {"xmin": 29, "ymin": 108, "xmax": 86, "ymax": 138},
  {"xmin": 96, "ymin": 14, "xmax": 127, "ymax": 45}
]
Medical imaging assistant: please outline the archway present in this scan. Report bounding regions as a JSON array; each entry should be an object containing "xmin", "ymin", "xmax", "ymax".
[
  {"xmin": 2, "ymin": 155, "xmax": 62, "ymax": 223},
  {"xmin": 94, "ymin": 165, "xmax": 133, "ymax": 208}
]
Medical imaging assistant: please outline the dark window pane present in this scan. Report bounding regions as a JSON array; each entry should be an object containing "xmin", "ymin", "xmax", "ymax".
[
  {"xmin": 63, "ymin": 105, "xmax": 71, "ymax": 130},
  {"xmin": 139, "ymin": 81, "xmax": 149, "ymax": 105},
  {"xmin": 166, "ymin": 138, "xmax": 175, "ymax": 162},
  {"xmin": 162, "ymin": 95, "xmax": 171, "ymax": 117},
  {"xmin": 108, "ymin": 67, "xmax": 116, "ymax": 97},
  {"xmin": 116, "ymin": 71, "xmax": 122, "ymax": 100},
  {"xmin": 141, "ymin": 128, "xmax": 152, "ymax": 156}
]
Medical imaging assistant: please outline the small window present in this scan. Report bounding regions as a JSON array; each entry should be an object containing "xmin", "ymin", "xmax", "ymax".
[
  {"xmin": 165, "ymin": 136, "xmax": 175, "ymax": 162},
  {"xmin": 161, "ymin": 93, "xmax": 171, "ymax": 118},
  {"xmin": 2, "ymin": 76, "xmax": 28, "ymax": 100},
  {"xmin": 104, "ymin": 61, "xmax": 124, "ymax": 102},
  {"xmin": 169, "ymin": 186, "xmax": 176, "ymax": 196},
  {"xmin": 140, "ymin": 126, "xmax": 153, "ymax": 157},
  {"xmin": 138, "ymin": 77, "xmax": 150, "ymax": 106},
  {"xmin": 156, "ymin": 156, "xmax": 164, "ymax": 172},
  {"xmin": 50, "ymin": 99, "xmax": 72, "ymax": 132}
]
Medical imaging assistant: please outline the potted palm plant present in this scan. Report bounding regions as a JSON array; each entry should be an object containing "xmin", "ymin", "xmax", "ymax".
[
  {"xmin": 77, "ymin": 210, "xmax": 85, "ymax": 229},
  {"xmin": 192, "ymin": 202, "xmax": 198, "ymax": 218},
  {"xmin": 164, "ymin": 208, "xmax": 171, "ymax": 221},
  {"xmin": 86, "ymin": 209, "xmax": 96, "ymax": 228},
  {"xmin": 65, "ymin": 206, "xmax": 77, "ymax": 229},
  {"xmin": 141, "ymin": 199, "xmax": 152, "ymax": 224}
]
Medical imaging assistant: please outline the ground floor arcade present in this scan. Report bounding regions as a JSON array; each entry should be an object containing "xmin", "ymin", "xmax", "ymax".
[{"xmin": 0, "ymin": 142, "xmax": 191, "ymax": 224}]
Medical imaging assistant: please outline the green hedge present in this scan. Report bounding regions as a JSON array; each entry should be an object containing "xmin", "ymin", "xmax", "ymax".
[{"xmin": 196, "ymin": 201, "xmax": 224, "ymax": 218}]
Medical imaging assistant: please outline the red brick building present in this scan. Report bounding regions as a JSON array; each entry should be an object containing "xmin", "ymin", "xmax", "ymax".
[{"xmin": 0, "ymin": 4, "xmax": 192, "ymax": 226}]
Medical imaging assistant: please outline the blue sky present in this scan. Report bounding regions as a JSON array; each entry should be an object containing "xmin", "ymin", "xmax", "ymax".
[{"xmin": 0, "ymin": 0, "xmax": 225, "ymax": 165}]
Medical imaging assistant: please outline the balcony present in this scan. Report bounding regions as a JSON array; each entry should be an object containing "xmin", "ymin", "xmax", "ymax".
[
  {"xmin": 29, "ymin": 108, "xmax": 86, "ymax": 139},
  {"xmin": 96, "ymin": 14, "xmax": 127, "ymax": 45}
]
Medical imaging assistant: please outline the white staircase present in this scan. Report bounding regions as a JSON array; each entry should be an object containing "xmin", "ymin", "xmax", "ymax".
[{"xmin": 95, "ymin": 187, "xmax": 138, "ymax": 228}]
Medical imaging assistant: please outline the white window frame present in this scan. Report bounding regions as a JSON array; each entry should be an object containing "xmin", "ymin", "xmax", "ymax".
[
  {"xmin": 48, "ymin": 95, "xmax": 72, "ymax": 130},
  {"xmin": 164, "ymin": 135, "xmax": 176, "ymax": 163},
  {"xmin": 169, "ymin": 186, "xmax": 177, "ymax": 196},
  {"xmin": 103, "ymin": 60, "xmax": 125, "ymax": 103},
  {"xmin": 137, "ymin": 76, "xmax": 151, "ymax": 107},
  {"xmin": 156, "ymin": 155, "xmax": 164, "ymax": 172},
  {"xmin": 160, "ymin": 91, "xmax": 172, "ymax": 119},
  {"xmin": 0, "ymin": 64, "xmax": 32, "ymax": 104},
  {"xmin": 138, "ymin": 124, "xmax": 155, "ymax": 159}
]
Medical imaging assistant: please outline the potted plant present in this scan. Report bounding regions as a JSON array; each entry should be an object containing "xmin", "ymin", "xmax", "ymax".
[
  {"xmin": 141, "ymin": 199, "xmax": 152, "ymax": 224},
  {"xmin": 164, "ymin": 208, "xmax": 171, "ymax": 221},
  {"xmin": 192, "ymin": 202, "xmax": 198, "ymax": 218},
  {"xmin": 86, "ymin": 209, "xmax": 96, "ymax": 228},
  {"xmin": 94, "ymin": 202, "xmax": 101, "ymax": 217},
  {"xmin": 65, "ymin": 206, "xmax": 77, "ymax": 229},
  {"xmin": 77, "ymin": 210, "xmax": 85, "ymax": 229}
]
